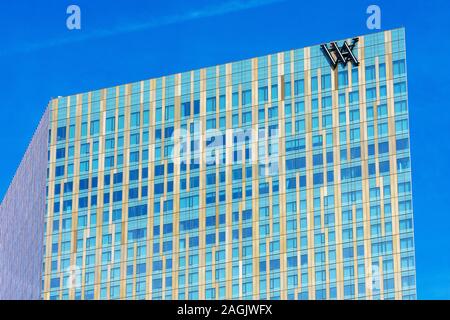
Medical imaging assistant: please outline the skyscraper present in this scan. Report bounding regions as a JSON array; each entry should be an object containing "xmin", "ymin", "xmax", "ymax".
[{"xmin": 0, "ymin": 28, "xmax": 416, "ymax": 300}]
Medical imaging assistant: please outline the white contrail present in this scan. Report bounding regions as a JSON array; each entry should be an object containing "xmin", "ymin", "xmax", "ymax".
[{"xmin": 1, "ymin": 0, "xmax": 285, "ymax": 56}]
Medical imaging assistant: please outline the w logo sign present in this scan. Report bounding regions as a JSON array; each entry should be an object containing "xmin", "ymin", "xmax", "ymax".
[{"xmin": 321, "ymin": 38, "xmax": 360, "ymax": 70}]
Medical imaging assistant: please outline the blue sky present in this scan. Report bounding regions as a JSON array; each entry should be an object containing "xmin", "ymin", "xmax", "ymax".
[{"xmin": 0, "ymin": 0, "xmax": 449, "ymax": 299}]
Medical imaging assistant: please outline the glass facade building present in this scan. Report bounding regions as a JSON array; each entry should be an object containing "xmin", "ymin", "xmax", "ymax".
[
  {"xmin": 0, "ymin": 109, "xmax": 49, "ymax": 300},
  {"xmin": 1, "ymin": 28, "xmax": 416, "ymax": 300}
]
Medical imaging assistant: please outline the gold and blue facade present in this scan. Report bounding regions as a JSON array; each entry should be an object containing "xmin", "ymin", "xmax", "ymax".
[{"xmin": 42, "ymin": 28, "xmax": 416, "ymax": 300}]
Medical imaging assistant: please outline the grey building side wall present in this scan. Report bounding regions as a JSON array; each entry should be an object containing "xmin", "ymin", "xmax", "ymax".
[{"xmin": 0, "ymin": 107, "xmax": 49, "ymax": 300}]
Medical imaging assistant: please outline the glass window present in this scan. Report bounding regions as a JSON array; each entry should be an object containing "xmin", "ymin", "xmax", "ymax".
[
  {"xmin": 393, "ymin": 59, "xmax": 406, "ymax": 76},
  {"xmin": 365, "ymin": 65, "xmax": 376, "ymax": 81}
]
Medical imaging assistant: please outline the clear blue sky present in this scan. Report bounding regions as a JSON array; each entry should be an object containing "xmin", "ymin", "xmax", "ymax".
[{"xmin": 0, "ymin": 0, "xmax": 449, "ymax": 299}]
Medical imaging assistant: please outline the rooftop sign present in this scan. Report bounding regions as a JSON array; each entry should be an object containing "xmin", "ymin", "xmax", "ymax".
[{"xmin": 321, "ymin": 38, "xmax": 360, "ymax": 69}]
